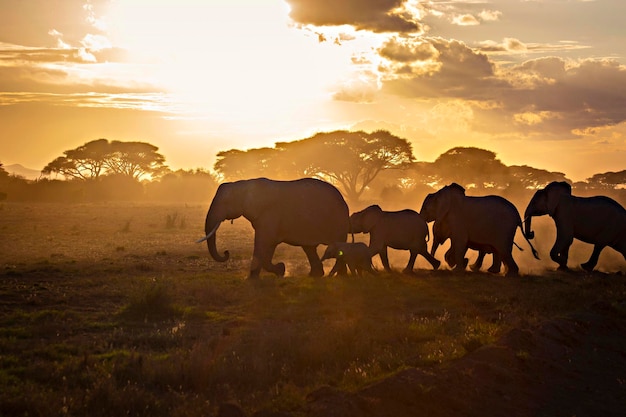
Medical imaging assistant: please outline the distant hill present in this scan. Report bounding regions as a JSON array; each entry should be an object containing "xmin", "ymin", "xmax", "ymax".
[{"xmin": 4, "ymin": 164, "xmax": 41, "ymax": 180}]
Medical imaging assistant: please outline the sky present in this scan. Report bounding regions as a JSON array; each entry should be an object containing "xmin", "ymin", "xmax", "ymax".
[{"xmin": 1, "ymin": 0, "xmax": 626, "ymax": 182}]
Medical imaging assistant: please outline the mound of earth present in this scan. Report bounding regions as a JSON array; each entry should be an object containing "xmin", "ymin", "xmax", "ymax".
[{"xmin": 296, "ymin": 301, "xmax": 626, "ymax": 417}]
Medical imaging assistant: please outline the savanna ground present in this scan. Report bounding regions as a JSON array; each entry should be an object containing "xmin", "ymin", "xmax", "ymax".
[{"xmin": 1, "ymin": 201, "xmax": 625, "ymax": 417}]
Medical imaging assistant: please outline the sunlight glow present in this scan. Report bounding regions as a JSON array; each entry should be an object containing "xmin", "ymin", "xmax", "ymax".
[{"xmin": 103, "ymin": 0, "xmax": 366, "ymax": 141}]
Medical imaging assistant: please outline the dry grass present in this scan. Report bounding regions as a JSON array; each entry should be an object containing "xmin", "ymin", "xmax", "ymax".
[{"xmin": 0, "ymin": 202, "xmax": 625, "ymax": 416}]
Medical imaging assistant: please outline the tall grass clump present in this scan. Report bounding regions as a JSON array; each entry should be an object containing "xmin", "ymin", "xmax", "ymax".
[{"xmin": 120, "ymin": 281, "xmax": 181, "ymax": 321}]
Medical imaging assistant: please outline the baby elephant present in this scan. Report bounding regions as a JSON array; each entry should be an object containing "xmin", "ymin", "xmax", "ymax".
[
  {"xmin": 350, "ymin": 205, "xmax": 440, "ymax": 274},
  {"xmin": 322, "ymin": 242, "xmax": 375, "ymax": 277}
]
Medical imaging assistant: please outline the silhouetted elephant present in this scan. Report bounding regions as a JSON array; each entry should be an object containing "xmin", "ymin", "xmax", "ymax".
[
  {"xmin": 322, "ymin": 242, "xmax": 375, "ymax": 277},
  {"xmin": 431, "ymin": 218, "xmax": 502, "ymax": 273},
  {"xmin": 420, "ymin": 183, "xmax": 538, "ymax": 277},
  {"xmin": 524, "ymin": 181, "xmax": 626, "ymax": 271},
  {"xmin": 197, "ymin": 178, "xmax": 349, "ymax": 278},
  {"xmin": 349, "ymin": 205, "xmax": 440, "ymax": 274}
]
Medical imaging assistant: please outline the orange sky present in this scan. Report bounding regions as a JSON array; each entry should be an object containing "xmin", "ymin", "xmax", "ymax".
[{"xmin": 1, "ymin": 0, "xmax": 625, "ymax": 181}]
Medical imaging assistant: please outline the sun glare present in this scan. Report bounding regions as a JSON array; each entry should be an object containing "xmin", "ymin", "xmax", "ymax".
[{"xmin": 103, "ymin": 0, "xmax": 361, "ymax": 137}]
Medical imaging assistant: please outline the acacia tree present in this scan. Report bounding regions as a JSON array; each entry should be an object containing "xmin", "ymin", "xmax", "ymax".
[
  {"xmin": 276, "ymin": 130, "xmax": 415, "ymax": 203},
  {"xmin": 211, "ymin": 130, "xmax": 415, "ymax": 203},
  {"xmin": 508, "ymin": 165, "xmax": 569, "ymax": 190},
  {"xmin": 42, "ymin": 139, "xmax": 167, "ymax": 180},
  {"xmin": 213, "ymin": 147, "xmax": 281, "ymax": 181},
  {"xmin": 586, "ymin": 170, "xmax": 626, "ymax": 190},
  {"xmin": 105, "ymin": 141, "xmax": 167, "ymax": 180},
  {"xmin": 432, "ymin": 147, "xmax": 510, "ymax": 190},
  {"xmin": 42, "ymin": 138, "xmax": 110, "ymax": 180}
]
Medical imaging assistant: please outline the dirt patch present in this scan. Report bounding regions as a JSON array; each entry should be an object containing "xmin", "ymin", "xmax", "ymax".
[{"xmin": 299, "ymin": 301, "xmax": 626, "ymax": 417}]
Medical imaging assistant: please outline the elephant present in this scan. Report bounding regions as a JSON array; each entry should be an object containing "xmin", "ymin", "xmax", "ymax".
[
  {"xmin": 431, "ymin": 218, "xmax": 503, "ymax": 273},
  {"xmin": 321, "ymin": 242, "xmax": 376, "ymax": 277},
  {"xmin": 349, "ymin": 205, "xmax": 440, "ymax": 274},
  {"xmin": 197, "ymin": 177, "xmax": 350, "ymax": 279},
  {"xmin": 524, "ymin": 181, "xmax": 626, "ymax": 272},
  {"xmin": 420, "ymin": 183, "xmax": 539, "ymax": 277}
]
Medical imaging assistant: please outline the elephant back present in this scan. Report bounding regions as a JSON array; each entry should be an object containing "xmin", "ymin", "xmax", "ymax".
[
  {"xmin": 279, "ymin": 178, "xmax": 350, "ymax": 244},
  {"xmin": 464, "ymin": 195, "xmax": 522, "ymax": 222}
]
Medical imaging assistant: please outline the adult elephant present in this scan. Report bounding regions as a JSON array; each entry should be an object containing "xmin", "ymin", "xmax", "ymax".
[
  {"xmin": 420, "ymin": 183, "xmax": 538, "ymax": 277},
  {"xmin": 524, "ymin": 181, "xmax": 626, "ymax": 272},
  {"xmin": 197, "ymin": 178, "xmax": 350, "ymax": 279}
]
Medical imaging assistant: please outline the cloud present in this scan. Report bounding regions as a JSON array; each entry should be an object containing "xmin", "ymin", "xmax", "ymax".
[
  {"xmin": 332, "ymin": 73, "xmax": 380, "ymax": 103},
  {"xmin": 378, "ymin": 36, "xmax": 439, "ymax": 63},
  {"xmin": 477, "ymin": 38, "xmax": 589, "ymax": 55},
  {"xmin": 0, "ymin": 92, "xmax": 174, "ymax": 113},
  {"xmin": 373, "ymin": 35, "xmax": 626, "ymax": 137},
  {"xmin": 379, "ymin": 37, "xmax": 498, "ymax": 99},
  {"xmin": 421, "ymin": 2, "xmax": 502, "ymax": 26},
  {"xmin": 452, "ymin": 14, "xmax": 480, "ymax": 26},
  {"xmin": 507, "ymin": 58, "xmax": 626, "ymax": 127},
  {"xmin": 479, "ymin": 10, "xmax": 502, "ymax": 22},
  {"xmin": 286, "ymin": 0, "xmax": 422, "ymax": 33},
  {"xmin": 479, "ymin": 38, "xmax": 528, "ymax": 53}
]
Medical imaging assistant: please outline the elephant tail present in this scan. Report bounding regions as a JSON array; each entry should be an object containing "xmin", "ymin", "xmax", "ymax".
[{"xmin": 518, "ymin": 224, "xmax": 540, "ymax": 260}]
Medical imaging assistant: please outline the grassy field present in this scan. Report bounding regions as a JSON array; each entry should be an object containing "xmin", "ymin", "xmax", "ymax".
[{"xmin": 0, "ymin": 202, "xmax": 625, "ymax": 417}]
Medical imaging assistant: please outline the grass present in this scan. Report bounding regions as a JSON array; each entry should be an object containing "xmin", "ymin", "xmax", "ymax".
[{"xmin": 0, "ymin": 202, "xmax": 625, "ymax": 416}]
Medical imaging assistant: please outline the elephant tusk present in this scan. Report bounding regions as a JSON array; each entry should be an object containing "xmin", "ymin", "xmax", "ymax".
[{"xmin": 195, "ymin": 222, "xmax": 221, "ymax": 243}]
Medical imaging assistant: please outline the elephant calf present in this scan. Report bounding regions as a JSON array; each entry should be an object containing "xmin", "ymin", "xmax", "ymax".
[
  {"xmin": 322, "ymin": 242, "xmax": 375, "ymax": 277},
  {"xmin": 350, "ymin": 205, "xmax": 440, "ymax": 274}
]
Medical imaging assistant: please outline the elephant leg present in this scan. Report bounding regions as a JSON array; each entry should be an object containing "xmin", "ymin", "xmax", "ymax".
[
  {"xmin": 302, "ymin": 245, "xmax": 324, "ymax": 277},
  {"xmin": 430, "ymin": 241, "xmax": 440, "ymax": 258},
  {"xmin": 418, "ymin": 246, "xmax": 441, "ymax": 271},
  {"xmin": 252, "ymin": 237, "xmax": 284, "ymax": 278},
  {"xmin": 551, "ymin": 249, "xmax": 572, "ymax": 271},
  {"xmin": 581, "ymin": 244, "xmax": 605, "ymax": 272},
  {"xmin": 328, "ymin": 258, "xmax": 347, "ymax": 277},
  {"xmin": 444, "ymin": 247, "xmax": 456, "ymax": 268},
  {"xmin": 403, "ymin": 250, "xmax": 419, "ymax": 274},
  {"xmin": 551, "ymin": 232, "xmax": 574, "ymax": 271},
  {"xmin": 379, "ymin": 246, "xmax": 392, "ymax": 272},
  {"xmin": 450, "ymin": 239, "xmax": 468, "ymax": 272},
  {"xmin": 487, "ymin": 252, "xmax": 502, "ymax": 274},
  {"xmin": 470, "ymin": 251, "xmax": 486, "ymax": 272},
  {"xmin": 501, "ymin": 249, "xmax": 519, "ymax": 277}
]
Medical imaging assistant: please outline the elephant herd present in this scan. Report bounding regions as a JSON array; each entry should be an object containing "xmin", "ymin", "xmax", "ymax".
[{"xmin": 197, "ymin": 177, "xmax": 626, "ymax": 278}]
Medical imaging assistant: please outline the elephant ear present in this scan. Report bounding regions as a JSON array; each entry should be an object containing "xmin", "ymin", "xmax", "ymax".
[
  {"xmin": 436, "ymin": 184, "xmax": 465, "ymax": 219},
  {"xmin": 362, "ymin": 205, "xmax": 383, "ymax": 232},
  {"xmin": 242, "ymin": 179, "xmax": 273, "ymax": 221},
  {"xmin": 544, "ymin": 181, "xmax": 572, "ymax": 216}
]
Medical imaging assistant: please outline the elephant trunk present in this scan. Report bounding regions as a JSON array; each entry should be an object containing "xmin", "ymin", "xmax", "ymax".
[
  {"xmin": 204, "ymin": 214, "xmax": 230, "ymax": 262},
  {"xmin": 523, "ymin": 195, "xmax": 543, "ymax": 240},
  {"xmin": 419, "ymin": 194, "xmax": 436, "ymax": 222}
]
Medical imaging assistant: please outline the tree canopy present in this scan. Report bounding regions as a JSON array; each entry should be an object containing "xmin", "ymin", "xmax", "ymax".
[
  {"xmin": 507, "ymin": 165, "xmax": 568, "ymax": 190},
  {"xmin": 3, "ymin": 137, "xmax": 625, "ymax": 204},
  {"xmin": 431, "ymin": 147, "xmax": 509, "ymax": 189},
  {"xmin": 214, "ymin": 130, "xmax": 415, "ymax": 203},
  {"xmin": 214, "ymin": 148, "xmax": 279, "ymax": 181},
  {"xmin": 586, "ymin": 170, "xmax": 626, "ymax": 189},
  {"xmin": 42, "ymin": 139, "xmax": 167, "ymax": 180}
]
